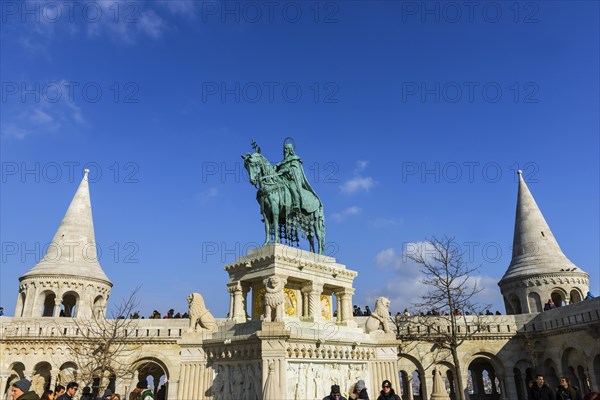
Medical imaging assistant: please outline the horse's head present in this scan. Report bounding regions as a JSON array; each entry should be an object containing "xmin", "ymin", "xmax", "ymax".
[{"xmin": 241, "ymin": 152, "xmax": 267, "ymax": 185}]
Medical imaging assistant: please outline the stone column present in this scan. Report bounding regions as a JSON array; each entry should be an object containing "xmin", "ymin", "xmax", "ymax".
[
  {"xmin": 228, "ymin": 282, "xmax": 246, "ymax": 323},
  {"xmin": 302, "ymin": 289, "xmax": 309, "ymax": 319},
  {"xmin": 22, "ymin": 284, "xmax": 38, "ymax": 317},
  {"xmin": 53, "ymin": 298, "xmax": 62, "ymax": 317},
  {"xmin": 588, "ymin": 359, "xmax": 600, "ymax": 392},
  {"xmin": 334, "ymin": 291, "xmax": 342, "ymax": 323},
  {"xmin": 227, "ymin": 285, "xmax": 235, "ymax": 321},
  {"xmin": 242, "ymin": 283, "xmax": 251, "ymax": 319},
  {"xmin": 0, "ymin": 375, "xmax": 8, "ymax": 399},
  {"xmin": 301, "ymin": 283, "xmax": 324, "ymax": 322},
  {"xmin": 337, "ymin": 288, "xmax": 357, "ymax": 327}
]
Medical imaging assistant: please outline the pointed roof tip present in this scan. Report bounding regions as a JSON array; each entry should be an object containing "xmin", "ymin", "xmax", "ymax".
[
  {"xmin": 501, "ymin": 169, "xmax": 582, "ymax": 282},
  {"xmin": 20, "ymin": 168, "xmax": 111, "ymax": 283}
]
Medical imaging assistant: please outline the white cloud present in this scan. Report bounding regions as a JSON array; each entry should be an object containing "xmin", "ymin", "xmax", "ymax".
[
  {"xmin": 355, "ymin": 160, "xmax": 369, "ymax": 174},
  {"xmin": 340, "ymin": 160, "xmax": 376, "ymax": 194},
  {"xmin": 0, "ymin": 124, "xmax": 31, "ymax": 140},
  {"xmin": 196, "ymin": 187, "xmax": 219, "ymax": 203},
  {"xmin": 340, "ymin": 177, "xmax": 374, "ymax": 194},
  {"xmin": 157, "ymin": 0, "xmax": 197, "ymax": 15},
  {"xmin": 137, "ymin": 10, "xmax": 165, "ymax": 39},
  {"xmin": 330, "ymin": 206, "xmax": 361, "ymax": 222},
  {"xmin": 15, "ymin": 1, "xmax": 169, "ymax": 48},
  {"xmin": 2, "ymin": 81, "xmax": 86, "ymax": 140},
  {"xmin": 370, "ymin": 243, "xmax": 505, "ymax": 313}
]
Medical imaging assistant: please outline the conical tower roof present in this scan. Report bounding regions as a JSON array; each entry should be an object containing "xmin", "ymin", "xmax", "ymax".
[
  {"xmin": 21, "ymin": 169, "xmax": 111, "ymax": 283},
  {"xmin": 500, "ymin": 170, "xmax": 581, "ymax": 282}
]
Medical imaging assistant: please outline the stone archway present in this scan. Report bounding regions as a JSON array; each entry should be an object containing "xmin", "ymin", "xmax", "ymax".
[
  {"xmin": 550, "ymin": 288, "xmax": 567, "ymax": 307},
  {"xmin": 39, "ymin": 290, "xmax": 57, "ymax": 317},
  {"xmin": 4, "ymin": 362, "xmax": 26, "ymax": 399},
  {"xmin": 132, "ymin": 358, "xmax": 170, "ymax": 399},
  {"xmin": 61, "ymin": 291, "xmax": 79, "ymax": 317},
  {"xmin": 543, "ymin": 358, "xmax": 560, "ymax": 389},
  {"xmin": 513, "ymin": 359, "xmax": 533, "ymax": 400},
  {"xmin": 561, "ymin": 347, "xmax": 590, "ymax": 394},
  {"xmin": 527, "ymin": 292, "xmax": 542, "ymax": 313},
  {"xmin": 32, "ymin": 361, "xmax": 53, "ymax": 395},
  {"xmin": 509, "ymin": 294, "xmax": 522, "ymax": 314},
  {"xmin": 569, "ymin": 289, "xmax": 583, "ymax": 304},
  {"xmin": 467, "ymin": 357, "xmax": 502, "ymax": 400},
  {"xmin": 398, "ymin": 354, "xmax": 426, "ymax": 400}
]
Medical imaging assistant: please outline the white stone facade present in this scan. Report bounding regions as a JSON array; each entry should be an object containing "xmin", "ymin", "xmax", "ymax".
[{"xmin": 1, "ymin": 172, "xmax": 598, "ymax": 400}]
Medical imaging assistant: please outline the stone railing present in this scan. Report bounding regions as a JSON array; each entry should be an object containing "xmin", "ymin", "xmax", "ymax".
[
  {"xmin": 390, "ymin": 314, "xmax": 529, "ymax": 340},
  {"xmin": 520, "ymin": 297, "xmax": 600, "ymax": 333},
  {"xmin": 0, "ymin": 316, "xmax": 191, "ymax": 340}
]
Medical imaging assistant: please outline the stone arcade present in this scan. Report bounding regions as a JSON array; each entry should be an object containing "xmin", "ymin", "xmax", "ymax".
[{"xmin": 1, "ymin": 169, "xmax": 599, "ymax": 400}]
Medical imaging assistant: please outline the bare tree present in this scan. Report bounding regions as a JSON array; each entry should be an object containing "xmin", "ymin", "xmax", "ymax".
[
  {"xmin": 58, "ymin": 288, "xmax": 145, "ymax": 394},
  {"xmin": 401, "ymin": 236, "xmax": 492, "ymax": 400}
]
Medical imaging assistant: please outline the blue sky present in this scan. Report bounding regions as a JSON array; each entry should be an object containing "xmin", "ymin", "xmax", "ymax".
[{"xmin": 1, "ymin": 0, "xmax": 598, "ymax": 317}]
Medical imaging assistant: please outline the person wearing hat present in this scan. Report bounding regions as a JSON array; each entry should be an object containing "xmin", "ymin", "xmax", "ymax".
[
  {"xmin": 10, "ymin": 379, "xmax": 41, "ymax": 400},
  {"xmin": 99, "ymin": 389, "xmax": 113, "ymax": 400},
  {"xmin": 351, "ymin": 380, "xmax": 369, "ymax": 400},
  {"xmin": 323, "ymin": 384, "xmax": 348, "ymax": 400},
  {"xmin": 377, "ymin": 380, "xmax": 400, "ymax": 400}
]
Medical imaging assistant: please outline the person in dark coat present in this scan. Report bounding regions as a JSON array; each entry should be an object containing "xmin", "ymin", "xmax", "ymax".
[
  {"xmin": 323, "ymin": 384, "xmax": 347, "ymax": 400},
  {"xmin": 80, "ymin": 387, "xmax": 95, "ymax": 400},
  {"xmin": 529, "ymin": 375, "xmax": 555, "ymax": 400},
  {"xmin": 353, "ymin": 380, "xmax": 369, "ymax": 400},
  {"xmin": 556, "ymin": 377, "xmax": 582, "ymax": 400},
  {"xmin": 10, "ymin": 379, "xmax": 41, "ymax": 400},
  {"xmin": 377, "ymin": 380, "xmax": 400, "ymax": 400}
]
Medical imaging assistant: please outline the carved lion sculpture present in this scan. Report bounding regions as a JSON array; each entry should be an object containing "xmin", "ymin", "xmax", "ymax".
[
  {"xmin": 187, "ymin": 292, "xmax": 217, "ymax": 332},
  {"xmin": 364, "ymin": 296, "xmax": 392, "ymax": 333},
  {"xmin": 262, "ymin": 276, "xmax": 285, "ymax": 322}
]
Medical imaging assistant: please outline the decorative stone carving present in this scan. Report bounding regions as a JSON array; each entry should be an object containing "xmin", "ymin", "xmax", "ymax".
[
  {"xmin": 262, "ymin": 276, "xmax": 285, "ymax": 322},
  {"xmin": 286, "ymin": 362, "xmax": 369, "ymax": 400},
  {"xmin": 365, "ymin": 297, "xmax": 392, "ymax": 333},
  {"xmin": 187, "ymin": 292, "xmax": 217, "ymax": 332}
]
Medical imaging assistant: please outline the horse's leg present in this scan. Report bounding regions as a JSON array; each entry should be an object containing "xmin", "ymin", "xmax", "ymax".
[
  {"xmin": 315, "ymin": 210, "xmax": 325, "ymax": 254},
  {"xmin": 262, "ymin": 211, "xmax": 270, "ymax": 246},
  {"xmin": 308, "ymin": 233, "xmax": 315, "ymax": 253},
  {"xmin": 272, "ymin": 193, "xmax": 280, "ymax": 244}
]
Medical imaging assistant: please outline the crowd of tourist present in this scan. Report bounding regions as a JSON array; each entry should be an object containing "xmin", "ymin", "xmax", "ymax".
[
  {"xmin": 527, "ymin": 373, "xmax": 600, "ymax": 400},
  {"xmin": 8, "ymin": 379, "xmax": 169, "ymax": 400}
]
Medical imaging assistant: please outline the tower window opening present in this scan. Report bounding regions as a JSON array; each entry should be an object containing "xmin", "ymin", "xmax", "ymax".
[{"xmin": 541, "ymin": 231, "xmax": 545, "ymax": 237}]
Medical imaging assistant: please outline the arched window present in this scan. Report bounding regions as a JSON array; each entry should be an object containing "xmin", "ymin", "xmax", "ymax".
[
  {"xmin": 551, "ymin": 291, "xmax": 565, "ymax": 307},
  {"xmin": 412, "ymin": 370, "xmax": 422, "ymax": 400},
  {"xmin": 569, "ymin": 289, "xmax": 583, "ymax": 304},
  {"xmin": 41, "ymin": 292, "xmax": 56, "ymax": 317},
  {"xmin": 528, "ymin": 292, "xmax": 542, "ymax": 313},
  {"xmin": 61, "ymin": 292, "xmax": 78, "ymax": 317},
  {"xmin": 93, "ymin": 295, "xmax": 105, "ymax": 318},
  {"xmin": 509, "ymin": 294, "xmax": 522, "ymax": 314}
]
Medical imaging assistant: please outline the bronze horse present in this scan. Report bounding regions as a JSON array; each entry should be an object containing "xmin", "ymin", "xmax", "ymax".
[{"xmin": 242, "ymin": 151, "xmax": 325, "ymax": 254}]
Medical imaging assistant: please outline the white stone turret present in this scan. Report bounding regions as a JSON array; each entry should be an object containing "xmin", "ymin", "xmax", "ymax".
[
  {"xmin": 498, "ymin": 171, "xmax": 589, "ymax": 314},
  {"xmin": 15, "ymin": 170, "xmax": 112, "ymax": 319}
]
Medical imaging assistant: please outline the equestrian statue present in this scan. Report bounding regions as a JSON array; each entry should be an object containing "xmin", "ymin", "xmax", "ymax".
[{"xmin": 242, "ymin": 139, "xmax": 326, "ymax": 254}]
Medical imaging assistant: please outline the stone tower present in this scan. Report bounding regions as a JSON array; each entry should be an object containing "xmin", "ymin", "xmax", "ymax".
[
  {"xmin": 498, "ymin": 171, "xmax": 589, "ymax": 314},
  {"xmin": 15, "ymin": 169, "xmax": 112, "ymax": 319}
]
